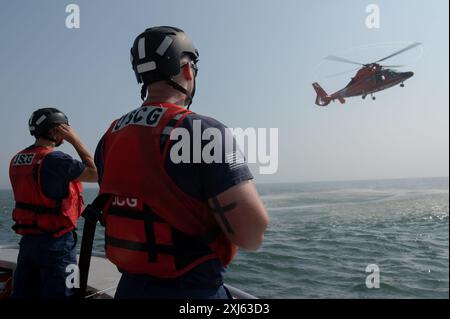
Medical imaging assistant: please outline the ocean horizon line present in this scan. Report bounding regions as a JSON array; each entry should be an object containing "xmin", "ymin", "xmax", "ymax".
[{"xmin": 0, "ymin": 175, "xmax": 448, "ymax": 191}]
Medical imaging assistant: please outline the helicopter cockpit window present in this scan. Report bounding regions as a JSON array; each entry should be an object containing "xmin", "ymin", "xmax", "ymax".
[
  {"xmin": 387, "ymin": 70, "xmax": 396, "ymax": 76},
  {"xmin": 375, "ymin": 73, "xmax": 383, "ymax": 83}
]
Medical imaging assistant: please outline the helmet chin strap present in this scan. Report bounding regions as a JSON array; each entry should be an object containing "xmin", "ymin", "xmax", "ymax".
[
  {"xmin": 140, "ymin": 77, "xmax": 196, "ymax": 109},
  {"xmin": 166, "ymin": 78, "xmax": 195, "ymax": 109},
  {"xmin": 141, "ymin": 84, "xmax": 148, "ymax": 101}
]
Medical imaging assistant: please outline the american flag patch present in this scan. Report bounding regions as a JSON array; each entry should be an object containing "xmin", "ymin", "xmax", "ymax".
[{"xmin": 225, "ymin": 151, "xmax": 246, "ymax": 170}]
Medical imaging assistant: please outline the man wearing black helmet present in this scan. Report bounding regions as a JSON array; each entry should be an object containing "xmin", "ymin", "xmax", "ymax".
[
  {"xmin": 94, "ymin": 26, "xmax": 269, "ymax": 299},
  {"xmin": 9, "ymin": 107, "xmax": 97, "ymax": 298}
]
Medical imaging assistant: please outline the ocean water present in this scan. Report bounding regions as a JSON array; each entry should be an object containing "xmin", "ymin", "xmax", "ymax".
[{"xmin": 0, "ymin": 177, "xmax": 448, "ymax": 299}]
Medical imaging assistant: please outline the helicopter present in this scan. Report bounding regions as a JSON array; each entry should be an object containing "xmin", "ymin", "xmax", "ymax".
[{"xmin": 312, "ymin": 42, "xmax": 421, "ymax": 106}]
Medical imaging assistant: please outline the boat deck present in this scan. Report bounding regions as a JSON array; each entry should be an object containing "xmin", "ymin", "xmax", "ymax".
[{"xmin": 0, "ymin": 245, "xmax": 256, "ymax": 299}]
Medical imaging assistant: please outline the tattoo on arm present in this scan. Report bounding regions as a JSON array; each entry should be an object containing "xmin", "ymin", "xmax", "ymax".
[{"xmin": 210, "ymin": 197, "xmax": 236, "ymax": 234}]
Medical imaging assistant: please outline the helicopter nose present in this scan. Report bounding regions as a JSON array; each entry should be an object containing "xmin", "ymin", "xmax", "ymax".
[{"xmin": 404, "ymin": 71, "xmax": 414, "ymax": 79}]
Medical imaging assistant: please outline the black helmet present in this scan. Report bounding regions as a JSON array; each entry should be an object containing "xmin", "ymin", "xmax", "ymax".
[
  {"xmin": 29, "ymin": 107, "xmax": 68, "ymax": 140},
  {"xmin": 130, "ymin": 26, "xmax": 199, "ymax": 105}
]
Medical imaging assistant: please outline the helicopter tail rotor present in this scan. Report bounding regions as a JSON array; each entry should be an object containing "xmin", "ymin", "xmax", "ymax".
[{"xmin": 313, "ymin": 82, "xmax": 332, "ymax": 106}]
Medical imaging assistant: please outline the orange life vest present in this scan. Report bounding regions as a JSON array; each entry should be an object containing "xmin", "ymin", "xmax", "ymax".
[
  {"xmin": 99, "ymin": 102, "xmax": 237, "ymax": 278},
  {"xmin": 9, "ymin": 146, "xmax": 84, "ymax": 237}
]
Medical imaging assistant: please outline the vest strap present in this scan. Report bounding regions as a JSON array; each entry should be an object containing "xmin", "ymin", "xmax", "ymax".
[
  {"xmin": 77, "ymin": 193, "xmax": 111, "ymax": 299},
  {"xmin": 12, "ymin": 222, "xmax": 67, "ymax": 236},
  {"xmin": 105, "ymin": 204, "xmax": 217, "ymax": 269},
  {"xmin": 15, "ymin": 202, "xmax": 60, "ymax": 215}
]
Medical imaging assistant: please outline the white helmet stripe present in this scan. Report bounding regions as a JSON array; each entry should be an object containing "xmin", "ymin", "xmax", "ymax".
[
  {"xmin": 136, "ymin": 61, "xmax": 156, "ymax": 73},
  {"xmin": 156, "ymin": 36, "xmax": 173, "ymax": 56},
  {"xmin": 138, "ymin": 37, "xmax": 146, "ymax": 59},
  {"xmin": 35, "ymin": 115, "xmax": 47, "ymax": 125}
]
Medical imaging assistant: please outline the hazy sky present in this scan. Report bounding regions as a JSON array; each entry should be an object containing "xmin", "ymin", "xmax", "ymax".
[{"xmin": 0, "ymin": 0, "xmax": 448, "ymax": 188}]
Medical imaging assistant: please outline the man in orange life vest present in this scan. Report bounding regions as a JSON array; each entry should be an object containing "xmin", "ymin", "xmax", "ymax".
[
  {"xmin": 94, "ymin": 26, "xmax": 269, "ymax": 299},
  {"xmin": 9, "ymin": 108, "xmax": 97, "ymax": 298}
]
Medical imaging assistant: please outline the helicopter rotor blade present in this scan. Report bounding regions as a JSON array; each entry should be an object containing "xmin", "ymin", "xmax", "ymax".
[
  {"xmin": 326, "ymin": 67, "xmax": 361, "ymax": 78},
  {"xmin": 381, "ymin": 64, "xmax": 405, "ymax": 68},
  {"xmin": 324, "ymin": 55, "xmax": 364, "ymax": 66},
  {"xmin": 375, "ymin": 42, "xmax": 422, "ymax": 63}
]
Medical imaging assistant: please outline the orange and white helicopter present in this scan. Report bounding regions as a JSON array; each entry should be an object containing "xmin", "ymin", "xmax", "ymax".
[{"xmin": 313, "ymin": 43, "xmax": 421, "ymax": 106}]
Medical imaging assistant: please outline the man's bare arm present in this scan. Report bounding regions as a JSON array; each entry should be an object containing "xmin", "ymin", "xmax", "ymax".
[
  {"xmin": 53, "ymin": 124, "xmax": 98, "ymax": 183},
  {"xmin": 209, "ymin": 180, "xmax": 269, "ymax": 251}
]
